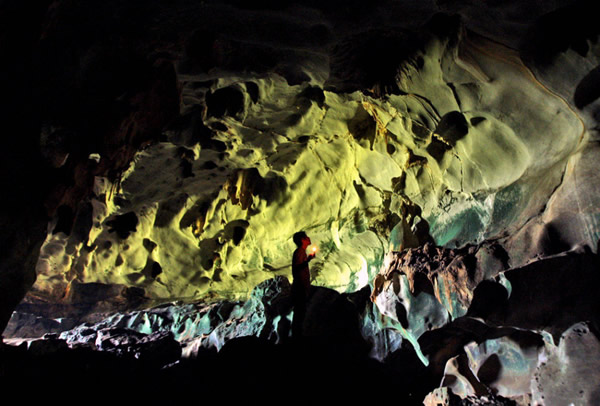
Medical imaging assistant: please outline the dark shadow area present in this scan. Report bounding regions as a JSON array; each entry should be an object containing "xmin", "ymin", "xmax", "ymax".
[
  {"xmin": 520, "ymin": 0, "xmax": 600, "ymax": 67},
  {"xmin": 106, "ymin": 211, "xmax": 139, "ymax": 239},
  {"xmin": 574, "ymin": 64, "xmax": 600, "ymax": 109},
  {"xmin": 467, "ymin": 280, "xmax": 509, "ymax": 319},
  {"xmin": 426, "ymin": 137, "xmax": 452, "ymax": 162},
  {"xmin": 394, "ymin": 301, "xmax": 410, "ymax": 329},
  {"xmin": 477, "ymin": 353, "xmax": 501, "ymax": 386},
  {"xmin": 539, "ymin": 221, "xmax": 573, "ymax": 256},
  {"xmin": 487, "ymin": 250, "xmax": 600, "ymax": 341},
  {"xmin": 206, "ymin": 86, "xmax": 245, "ymax": 119},
  {"xmin": 383, "ymin": 339, "xmax": 438, "ymax": 401},
  {"xmin": 326, "ymin": 28, "xmax": 424, "ymax": 96},
  {"xmin": 348, "ymin": 104, "xmax": 378, "ymax": 147},
  {"xmin": 52, "ymin": 205, "xmax": 75, "ymax": 235},
  {"xmin": 434, "ymin": 111, "xmax": 469, "ymax": 146},
  {"xmin": 1, "ymin": 284, "xmax": 428, "ymax": 403},
  {"xmin": 154, "ymin": 193, "xmax": 189, "ymax": 228}
]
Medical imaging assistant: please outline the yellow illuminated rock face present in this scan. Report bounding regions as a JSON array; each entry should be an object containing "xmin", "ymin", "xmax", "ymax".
[
  {"xmin": 5, "ymin": 2, "xmax": 600, "ymax": 402},
  {"xmin": 28, "ymin": 12, "xmax": 589, "ymax": 310}
]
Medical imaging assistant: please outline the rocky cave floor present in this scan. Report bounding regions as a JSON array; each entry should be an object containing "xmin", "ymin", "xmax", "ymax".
[
  {"xmin": 0, "ymin": 287, "xmax": 431, "ymax": 402},
  {"xmin": 0, "ymin": 295, "xmax": 479, "ymax": 404},
  {"xmin": 3, "ymin": 244, "xmax": 600, "ymax": 405}
]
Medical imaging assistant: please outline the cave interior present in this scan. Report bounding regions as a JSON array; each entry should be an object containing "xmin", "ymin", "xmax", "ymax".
[{"xmin": 1, "ymin": 0, "xmax": 600, "ymax": 403}]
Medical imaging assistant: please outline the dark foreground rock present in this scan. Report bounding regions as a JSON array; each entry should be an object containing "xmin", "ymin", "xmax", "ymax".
[{"xmin": 1, "ymin": 280, "xmax": 431, "ymax": 403}]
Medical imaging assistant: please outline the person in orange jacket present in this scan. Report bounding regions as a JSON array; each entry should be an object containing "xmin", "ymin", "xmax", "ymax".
[{"xmin": 291, "ymin": 231, "xmax": 316, "ymax": 338}]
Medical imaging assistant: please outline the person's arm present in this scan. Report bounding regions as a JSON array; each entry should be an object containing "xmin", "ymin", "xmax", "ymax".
[{"xmin": 293, "ymin": 250, "xmax": 314, "ymax": 267}]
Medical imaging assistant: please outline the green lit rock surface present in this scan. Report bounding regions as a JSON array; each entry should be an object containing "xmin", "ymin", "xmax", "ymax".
[
  {"xmin": 30, "ymin": 26, "xmax": 584, "ymax": 304},
  {"xmin": 55, "ymin": 277, "xmax": 292, "ymax": 352},
  {"xmin": 3, "ymin": 1, "xmax": 600, "ymax": 403}
]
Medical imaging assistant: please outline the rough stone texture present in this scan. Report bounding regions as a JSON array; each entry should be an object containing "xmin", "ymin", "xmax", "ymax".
[
  {"xmin": 462, "ymin": 332, "xmax": 544, "ymax": 399},
  {"xmin": 424, "ymin": 324, "xmax": 542, "ymax": 404},
  {"xmin": 18, "ymin": 1, "xmax": 588, "ymax": 312},
  {"xmin": 423, "ymin": 387, "xmax": 518, "ymax": 406},
  {"xmin": 3, "ymin": 276, "xmax": 425, "ymax": 401},
  {"xmin": 54, "ymin": 276, "xmax": 293, "ymax": 355},
  {"xmin": 531, "ymin": 322, "xmax": 600, "ymax": 406},
  {"xmin": 372, "ymin": 243, "xmax": 484, "ymax": 320},
  {"xmin": 370, "ymin": 245, "xmax": 600, "ymax": 404},
  {"xmin": 1, "ymin": 1, "xmax": 600, "ymax": 404},
  {"xmin": 370, "ymin": 243, "xmax": 600, "ymax": 403}
]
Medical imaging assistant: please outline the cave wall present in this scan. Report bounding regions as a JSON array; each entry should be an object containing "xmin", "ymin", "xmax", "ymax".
[
  {"xmin": 23, "ymin": 0, "xmax": 595, "ymax": 306},
  {"xmin": 2, "ymin": 0, "xmax": 599, "ymax": 321},
  {"xmin": 2, "ymin": 1, "xmax": 600, "ymax": 401}
]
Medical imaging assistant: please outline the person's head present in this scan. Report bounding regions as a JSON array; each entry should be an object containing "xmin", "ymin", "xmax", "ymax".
[{"xmin": 293, "ymin": 231, "xmax": 311, "ymax": 248}]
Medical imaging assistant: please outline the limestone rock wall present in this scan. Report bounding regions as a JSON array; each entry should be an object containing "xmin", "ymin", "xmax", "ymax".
[
  {"xmin": 27, "ymin": 7, "xmax": 591, "ymax": 310},
  {"xmin": 2, "ymin": 1, "xmax": 600, "ymax": 403}
]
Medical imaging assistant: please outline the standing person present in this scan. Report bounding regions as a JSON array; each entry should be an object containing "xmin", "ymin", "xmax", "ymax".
[{"xmin": 291, "ymin": 231, "xmax": 316, "ymax": 338}]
